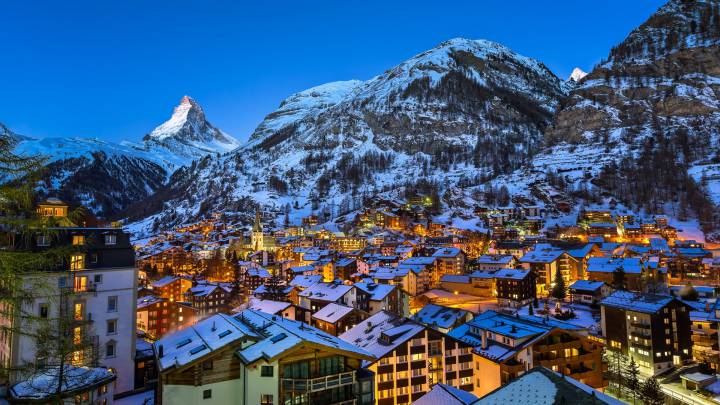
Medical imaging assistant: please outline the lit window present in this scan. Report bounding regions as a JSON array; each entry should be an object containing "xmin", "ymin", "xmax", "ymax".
[
  {"xmin": 72, "ymin": 235, "xmax": 85, "ymax": 246},
  {"xmin": 70, "ymin": 255, "xmax": 85, "ymax": 270}
]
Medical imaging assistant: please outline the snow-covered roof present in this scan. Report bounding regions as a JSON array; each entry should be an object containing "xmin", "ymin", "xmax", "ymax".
[
  {"xmin": 412, "ymin": 304, "xmax": 469, "ymax": 330},
  {"xmin": 354, "ymin": 282, "xmax": 395, "ymax": 301},
  {"xmin": 289, "ymin": 274, "xmax": 322, "ymax": 289},
  {"xmin": 433, "ymin": 247, "xmax": 462, "ymax": 258},
  {"xmin": 475, "ymin": 254, "xmax": 514, "ymax": 265},
  {"xmin": 154, "ymin": 313, "xmax": 259, "ymax": 372},
  {"xmin": 494, "ymin": 268, "xmax": 531, "ymax": 280},
  {"xmin": 247, "ymin": 267, "xmax": 271, "ymax": 278},
  {"xmin": 339, "ymin": 311, "xmax": 425, "ymax": 362},
  {"xmin": 400, "ymin": 256, "xmax": 437, "ymax": 266},
  {"xmin": 519, "ymin": 246, "xmax": 564, "ymax": 263},
  {"xmin": 9, "ymin": 366, "xmax": 116, "ymax": 401},
  {"xmin": 235, "ymin": 309, "xmax": 373, "ymax": 364},
  {"xmin": 587, "ymin": 257, "xmax": 643, "ymax": 274},
  {"xmin": 477, "ymin": 367, "xmax": 622, "ymax": 404},
  {"xmin": 248, "ymin": 298, "xmax": 292, "ymax": 315},
  {"xmin": 413, "ymin": 383, "xmax": 478, "ymax": 405},
  {"xmin": 569, "ymin": 280, "xmax": 606, "ymax": 293},
  {"xmin": 601, "ymin": 291, "xmax": 679, "ymax": 314},
  {"xmin": 312, "ymin": 303, "xmax": 355, "ymax": 324},
  {"xmin": 152, "ymin": 275, "xmax": 180, "ymax": 288},
  {"xmin": 441, "ymin": 274, "xmax": 471, "ymax": 284},
  {"xmin": 299, "ymin": 281, "xmax": 352, "ymax": 302}
]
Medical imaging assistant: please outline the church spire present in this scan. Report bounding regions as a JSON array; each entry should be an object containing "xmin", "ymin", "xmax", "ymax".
[{"xmin": 253, "ymin": 210, "xmax": 263, "ymax": 232}]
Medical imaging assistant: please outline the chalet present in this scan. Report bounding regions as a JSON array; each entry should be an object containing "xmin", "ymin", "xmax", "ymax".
[
  {"xmin": 8, "ymin": 366, "xmax": 116, "ymax": 405},
  {"xmin": 569, "ymin": 280, "xmax": 612, "ymax": 306},
  {"xmin": 340, "ymin": 311, "xmax": 481, "ymax": 403},
  {"xmin": 601, "ymin": 291, "xmax": 693, "ymax": 375},
  {"xmin": 312, "ymin": 303, "xmax": 365, "ymax": 336},
  {"xmin": 413, "ymin": 383, "xmax": 478, "ymax": 405},
  {"xmin": 494, "ymin": 268, "xmax": 535, "ymax": 308},
  {"xmin": 152, "ymin": 276, "xmax": 192, "ymax": 303},
  {"xmin": 244, "ymin": 267, "xmax": 271, "ymax": 291},
  {"xmin": 185, "ymin": 283, "xmax": 233, "ymax": 319},
  {"xmin": 354, "ymin": 282, "xmax": 407, "ymax": 316},
  {"xmin": 587, "ymin": 257, "xmax": 645, "ymax": 291},
  {"xmin": 333, "ymin": 257, "xmax": 357, "ymax": 280},
  {"xmin": 449, "ymin": 311, "xmax": 605, "ymax": 397},
  {"xmin": 298, "ymin": 281, "xmax": 369, "ymax": 317},
  {"xmin": 519, "ymin": 245, "xmax": 578, "ymax": 296},
  {"xmin": 155, "ymin": 310, "xmax": 375, "ymax": 405},
  {"xmin": 137, "ymin": 295, "xmax": 197, "ymax": 340},
  {"xmin": 690, "ymin": 310, "xmax": 720, "ymax": 372},
  {"xmin": 440, "ymin": 271, "xmax": 496, "ymax": 298}
]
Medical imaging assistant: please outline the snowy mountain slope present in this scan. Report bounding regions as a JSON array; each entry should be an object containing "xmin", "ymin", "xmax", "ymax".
[
  {"xmin": 568, "ymin": 67, "xmax": 587, "ymax": 82},
  {"xmin": 507, "ymin": 0, "xmax": 720, "ymax": 235},
  {"xmin": 5, "ymin": 96, "xmax": 237, "ymax": 218},
  {"xmin": 127, "ymin": 38, "xmax": 568, "ymax": 234}
]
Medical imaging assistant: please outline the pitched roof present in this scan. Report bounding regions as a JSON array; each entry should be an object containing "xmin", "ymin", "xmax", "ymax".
[
  {"xmin": 234, "ymin": 309, "xmax": 373, "ymax": 364},
  {"xmin": 339, "ymin": 311, "xmax": 425, "ymax": 363},
  {"xmin": 412, "ymin": 304, "xmax": 469, "ymax": 329},
  {"xmin": 299, "ymin": 281, "xmax": 353, "ymax": 302},
  {"xmin": 354, "ymin": 282, "xmax": 396, "ymax": 301},
  {"xmin": 414, "ymin": 383, "xmax": 478, "ymax": 405},
  {"xmin": 601, "ymin": 291, "xmax": 678, "ymax": 314},
  {"xmin": 568, "ymin": 280, "xmax": 606, "ymax": 293},
  {"xmin": 312, "ymin": 303, "xmax": 355, "ymax": 324},
  {"xmin": 476, "ymin": 367, "xmax": 623, "ymax": 405}
]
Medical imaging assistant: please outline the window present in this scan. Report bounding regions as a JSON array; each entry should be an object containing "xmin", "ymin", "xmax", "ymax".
[
  {"xmin": 108, "ymin": 296, "xmax": 118, "ymax": 312},
  {"xmin": 106, "ymin": 342, "xmax": 116, "ymax": 358},
  {"xmin": 261, "ymin": 365, "xmax": 273, "ymax": 377},
  {"xmin": 72, "ymin": 235, "xmax": 85, "ymax": 246},
  {"xmin": 39, "ymin": 303, "xmax": 49, "ymax": 318},
  {"xmin": 70, "ymin": 254, "xmax": 85, "ymax": 270},
  {"xmin": 203, "ymin": 389, "xmax": 212, "ymax": 399},
  {"xmin": 107, "ymin": 319, "xmax": 117, "ymax": 335},
  {"xmin": 202, "ymin": 361, "xmax": 213, "ymax": 370},
  {"xmin": 260, "ymin": 394, "xmax": 273, "ymax": 405},
  {"xmin": 36, "ymin": 235, "xmax": 50, "ymax": 247},
  {"xmin": 74, "ymin": 303, "xmax": 84, "ymax": 321},
  {"xmin": 94, "ymin": 274, "xmax": 103, "ymax": 284},
  {"xmin": 104, "ymin": 234, "xmax": 117, "ymax": 245},
  {"xmin": 91, "ymin": 254, "xmax": 98, "ymax": 264}
]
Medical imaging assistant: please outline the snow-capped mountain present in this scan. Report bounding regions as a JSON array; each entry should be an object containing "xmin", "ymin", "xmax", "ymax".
[
  {"xmin": 6, "ymin": 96, "xmax": 237, "ymax": 218},
  {"xmin": 504, "ymin": 0, "xmax": 720, "ymax": 236},
  {"xmin": 567, "ymin": 67, "xmax": 587, "ymax": 82},
  {"xmin": 128, "ymin": 38, "xmax": 568, "ymax": 234},
  {"xmin": 130, "ymin": 96, "xmax": 240, "ymax": 167}
]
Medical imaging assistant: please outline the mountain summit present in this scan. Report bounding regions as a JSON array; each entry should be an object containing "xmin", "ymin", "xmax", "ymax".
[{"xmin": 141, "ymin": 95, "xmax": 240, "ymax": 162}]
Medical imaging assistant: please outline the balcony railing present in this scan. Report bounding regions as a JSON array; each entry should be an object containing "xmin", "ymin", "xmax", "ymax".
[{"xmin": 282, "ymin": 371, "xmax": 355, "ymax": 393}]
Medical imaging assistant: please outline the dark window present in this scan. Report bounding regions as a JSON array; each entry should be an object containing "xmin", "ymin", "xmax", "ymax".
[
  {"xmin": 94, "ymin": 274, "xmax": 103, "ymax": 284},
  {"xmin": 203, "ymin": 389, "xmax": 212, "ymax": 399},
  {"xmin": 203, "ymin": 360, "xmax": 213, "ymax": 370},
  {"xmin": 261, "ymin": 365, "xmax": 273, "ymax": 377},
  {"xmin": 106, "ymin": 342, "xmax": 116, "ymax": 358},
  {"xmin": 39, "ymin": 304, "xmax": 49, "ymax": 318}
]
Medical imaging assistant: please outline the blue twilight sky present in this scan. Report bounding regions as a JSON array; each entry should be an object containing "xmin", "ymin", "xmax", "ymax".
[{"xmin": 1, "ymin": 0, "xmax": 666, "ymax": 144}]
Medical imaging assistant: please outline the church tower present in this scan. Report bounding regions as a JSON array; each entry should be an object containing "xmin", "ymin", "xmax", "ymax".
[{"xmin": 251, "ymin": 210, "xmax": 264, "ymax": 251}]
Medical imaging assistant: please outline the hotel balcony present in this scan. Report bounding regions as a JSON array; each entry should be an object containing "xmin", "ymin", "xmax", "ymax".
[{"xmin": 282, "ymin": 371, "xmax": 355, "ymax": 393}]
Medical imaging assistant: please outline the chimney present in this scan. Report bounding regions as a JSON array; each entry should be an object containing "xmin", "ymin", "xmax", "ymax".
[
  {"xmin": 158, "ymin": 344, "xmax": 164, "ymax": 358},
  {"xmin": 211, "ymin": 321, "xmax": 216, "ymax": 332},
  {"xmin": 481, "ymin": 331, "xmax": 488, "ymax": 350}
]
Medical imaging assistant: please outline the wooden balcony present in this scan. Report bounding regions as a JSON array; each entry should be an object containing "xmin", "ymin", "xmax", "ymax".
[
  {"xmin": 535, "ymin": 339, "xmax": 582, "ymax": 353},
  {"xmin": 282, "ymin": 371, "xmax": 355, "ymax": 393}
]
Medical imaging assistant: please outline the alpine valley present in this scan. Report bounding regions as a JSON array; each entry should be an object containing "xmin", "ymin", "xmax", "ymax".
[{"xmin": 7, "ymin": 0, "xmax": 720, "ymax": 241}]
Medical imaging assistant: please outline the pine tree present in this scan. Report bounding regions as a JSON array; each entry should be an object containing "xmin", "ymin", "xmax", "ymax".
[
  {"xmin": 625, "ymin": 357, "xmax": 640, "ymax": 403},
  {"xmin": 550, "ymin": 267, "xmax": 566, "ymax": 301},
  {"xmin": 640, "ymin": 377, "xmax": 664, "ymax": 405}
]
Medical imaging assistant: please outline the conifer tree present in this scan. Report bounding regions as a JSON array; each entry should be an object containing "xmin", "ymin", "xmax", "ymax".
[
  {"xmin": 640, "ymin": 376, "xmax": 664, "ymax": 405},
  {"xmin": 625, "ymin": 357, "xmax": 640, "ymax": 403},
  {"xmin": 550, "ymin": 267, "xmax": 566, "ymax": 301}
]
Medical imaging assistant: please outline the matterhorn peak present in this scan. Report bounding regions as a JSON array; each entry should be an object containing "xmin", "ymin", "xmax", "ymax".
[
  {"xmin": 568, "ymin": 67, "xmax": 588, "ymax": 82},
  {"xmin": 140, "ymin": 95, "xmax": 239, "ymax": 162}
]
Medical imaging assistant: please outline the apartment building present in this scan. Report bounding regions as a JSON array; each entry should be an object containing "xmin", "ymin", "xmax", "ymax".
[
  {"xmin": 1, "ymin": 227, "xmax": 138, "ymax": 394},
  {"xmin": 449, "ymin": 311, "xmax": 605, "ymax": 396},
  {"xmin": 155, "ymin": 310, "xmax": 375, "ymax": 405},
  {"xmin": 601, "ymin": 291, "xmax": 693, "ymax": 375},
  {"xmin": 136, "ymin": 295, "xmax": 197, "ymax": 340},
  {"xmin": 340, "ymin": 311, "xmax": 480, "ymax": 405},
  {"xmin": 151, "ymin": 276, "xmax": 192, "ymax": 303}
]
